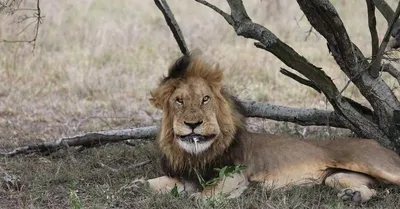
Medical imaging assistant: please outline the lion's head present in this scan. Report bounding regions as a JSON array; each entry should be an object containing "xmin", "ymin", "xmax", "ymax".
[{"xmin": 150, "ymin": 53, "xmax": 244, "ymax": 172}]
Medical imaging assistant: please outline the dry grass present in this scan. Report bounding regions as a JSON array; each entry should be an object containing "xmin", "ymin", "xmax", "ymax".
[{"xmin": 1, "ymin": 0, "xmax": 400, "ymax": 208}]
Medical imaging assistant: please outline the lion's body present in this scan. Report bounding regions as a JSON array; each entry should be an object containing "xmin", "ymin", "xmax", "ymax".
[
  {"xmin": 147, "ymin": 53, "xmax": 400, "ymax": 203},
  {"xmin": 237, "ymin": 133, "xmax": 400, "ymax": 187}
]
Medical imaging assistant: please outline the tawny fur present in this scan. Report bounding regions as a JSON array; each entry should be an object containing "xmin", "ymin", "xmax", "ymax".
[{"xmin": 148, "ymin": 53, "xmax": 400, "ymax": 203}]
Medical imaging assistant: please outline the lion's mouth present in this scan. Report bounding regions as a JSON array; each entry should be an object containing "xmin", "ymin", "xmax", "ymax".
[{"xmin": 178, "ymin": 133, "xmax": 216, "ymax": 143}]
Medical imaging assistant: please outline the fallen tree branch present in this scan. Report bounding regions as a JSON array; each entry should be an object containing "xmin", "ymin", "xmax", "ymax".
[
  {"xmin": 241, "ymin": 100, "xmax": 345, "ymax": 128},
  {"xmin": 0, "ymin": 101, "xmax": 347, "ymax": 157},
  {"xmin": 0, "ymin": 126, "xmax": 158, "ymax": 157}
]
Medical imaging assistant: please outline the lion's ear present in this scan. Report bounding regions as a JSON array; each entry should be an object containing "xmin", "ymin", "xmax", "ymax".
[
  {"xmin": 150, "ymin": 84, "xmax": 175, "ymax": 110},
  {"xmin": 150, "ymin": 89, "xmax": 164, "ymax": 110},
  {"xmin": 149, "ymin": 97, "xmax": 162, "ymax": 110}
]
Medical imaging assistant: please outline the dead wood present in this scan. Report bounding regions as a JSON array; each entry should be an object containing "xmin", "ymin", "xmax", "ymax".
[{"xmin": 0, "ymin": 101, "xmax": 347, "ymax": 157}]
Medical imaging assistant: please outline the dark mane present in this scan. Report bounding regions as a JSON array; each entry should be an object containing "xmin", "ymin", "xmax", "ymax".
[{"xmin": 162, "ymin": 54, "xmax": 191, "ymax": 83}]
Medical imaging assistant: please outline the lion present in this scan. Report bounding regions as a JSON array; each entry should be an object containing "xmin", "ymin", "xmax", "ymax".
[{"xmin": 147, "ymin": 53, "xmax": 400, "ymax": 203}]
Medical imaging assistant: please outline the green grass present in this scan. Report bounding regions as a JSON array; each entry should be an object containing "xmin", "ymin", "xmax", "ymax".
[{"xmin": 1, "ymin": 0, "xmax": 400, "ymax": 208}]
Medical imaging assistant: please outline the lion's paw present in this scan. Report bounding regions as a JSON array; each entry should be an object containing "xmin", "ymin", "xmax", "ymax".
[
  {"xmin": 128, "ymin": 177, "xmax": 148, "ymax": 193},
  {"xmin": 338, "ymin": 188, "xmax": 361, "ymax": 203},
  {"xmin": 337, "ymin": 186, "xmax": 376, "ymax": 204}
]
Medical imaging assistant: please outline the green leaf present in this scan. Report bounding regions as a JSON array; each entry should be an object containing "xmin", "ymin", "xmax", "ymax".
[{"xmin": 170, "ymin": 184, "xmax": 179, "ymax": 197}]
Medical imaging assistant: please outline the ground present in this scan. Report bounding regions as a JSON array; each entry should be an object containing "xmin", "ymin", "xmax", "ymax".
[{"xmin": 1, "ymin": 0, "xmax": 400, "ymax": 208}]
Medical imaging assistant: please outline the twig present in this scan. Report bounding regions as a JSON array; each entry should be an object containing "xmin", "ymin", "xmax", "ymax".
[
  {"xmin": 97, "ymin": 160, "xmax": 151, "ymax": 173},
  {"xmin": 97, "ymin": 162, "xmax": 119, "ymax": 173},
  {"xmin": 366, "ymin": 0, "xmax": 379, "ymax": 58},
  {"xmin": 2, "ymin": 0, "xmax": 43, "ymax": 53},
  {"xmin": 369, "ymin": 0, "xmax": 400, "ymax": 78},
  {"xmin": 124, "ymin": 140, "xmax": 137, "ymax": 147},
  {"xmin": 279, "ymin": 68, "xmax": 321, "ymax": 93},
  {"xmin": 129, "ymin": 160, "xmax": 152, "ymax": 169},
  {"xmin": 154, "ymin": 0, "xmax": 189, "ymax": 55},
  {"xmin": 304, "ymin": 26, "xmax": 317, "ymax": 41},
  {"xmin": 338, "ymin": 60, "xmax": 372, "ymax": 97},
  {"xmin": 195, "ymin": 0, "xmax": 233, "ymax": 25}
]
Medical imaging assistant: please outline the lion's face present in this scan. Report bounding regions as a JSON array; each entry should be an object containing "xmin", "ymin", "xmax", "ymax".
[
  {"xmin": 150, "ymin": 54, "xmax": 242, "ymax": 164},
  {"xmin": 169, "ymin": 77, "xmax": 221, "ymax": 154}
]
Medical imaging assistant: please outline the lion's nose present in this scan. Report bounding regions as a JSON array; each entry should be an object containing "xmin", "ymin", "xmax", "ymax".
[{"xmin": 184, "ymin": 121, "xmax": 203, "ymax": 130}]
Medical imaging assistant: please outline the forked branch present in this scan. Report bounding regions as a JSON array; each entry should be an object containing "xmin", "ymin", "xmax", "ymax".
[
  {"xmin": 1, "ymin": 0, "xmax": 43, "ymax": 52},
  {"xmin": 295, "ymin": 0, "xmax": 400, "ymax": 148},
  {"xmin": 372, "ymin": 0, "xmax": 400, "ymax": 38},
  {"xmin": 369, "ymin": 0, "xmax": 400, "ymax": 78},
  {"xmin": 195, "ymin": 0, "xmax": 395, "ymax": 148}
]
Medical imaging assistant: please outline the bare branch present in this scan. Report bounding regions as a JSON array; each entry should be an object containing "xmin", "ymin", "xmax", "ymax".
[
  {"xmin": 195, "ymin": 0, "xmax": 233, "ymax": 25},
  {"xmin": 373, "ymin": 0, "xmax": 395, "ymax": 21},
  {"xmin": 382, "ymin": 63, "xmax": 400, "ymax": 84},
  {"xmin": 154, "ymin": 0, "xmax": 189, "ymax": 54},
  {"xmin": 1, "ymin": 0, "xmax": 43, "ymax": 52},
  {"xmin": 0, "ymin": 100, "xmax": 349, "ymax": 156},
  {"xmin": 279, "ymin": 68, "xmax": 321, "ymax": 93},
  {"xmin": 373, "ymin": 0, "xmax": 400, "ymax": 35},
  {"xmin": 373, "ymin": 0, "xmax": 400, "ymax": 49},
  {"xmin": 366, "ymin": 0, "xmax": 379, "ymax": 58},
  {"xmin": 369, "ymin": 0, "xmax": 400, "ymax": 78}
]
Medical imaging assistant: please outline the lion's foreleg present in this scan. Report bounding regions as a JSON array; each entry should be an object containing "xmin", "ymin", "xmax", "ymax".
[
  {"xmin": 200, "ymin": 172, "xmax": 249, "ymax": 199},
  {"xmin": 147, "ymin": 176, "xmax": 198, "ymax": 194}
]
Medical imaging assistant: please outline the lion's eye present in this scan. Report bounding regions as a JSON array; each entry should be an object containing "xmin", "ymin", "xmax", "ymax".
[
  {"xmin": 202, "ymin": 95, "xmax": 210, "ymax": 104},
  {"xmin": 176, "ymin": 98, "xmax": 184, "ymax": 105}
]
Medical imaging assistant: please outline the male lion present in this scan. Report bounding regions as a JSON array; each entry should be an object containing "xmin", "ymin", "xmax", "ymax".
[{"xmin": 147, "ymin": 53, "xmax": 400, "ymax": 203}]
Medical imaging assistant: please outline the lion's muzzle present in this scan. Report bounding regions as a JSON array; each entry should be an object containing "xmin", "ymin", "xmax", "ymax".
[
  {"xmin": 179, "ymin": 133, "xmax": 216, "ymax": 143},
  {"xmin": 177, "ymin": 133, "xmax": 216, "ymax": 155}
]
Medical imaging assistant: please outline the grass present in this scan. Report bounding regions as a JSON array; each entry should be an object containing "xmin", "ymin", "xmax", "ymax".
[{"xmin": 1, "ymin": 0, "xmax": 400, "ymax": 208}]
